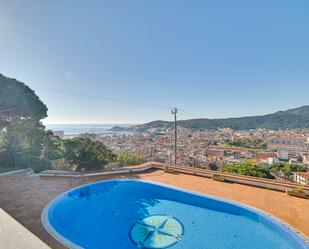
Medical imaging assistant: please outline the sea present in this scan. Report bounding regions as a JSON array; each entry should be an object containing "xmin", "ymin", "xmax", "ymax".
[{"xmin": 45, "ymin": 124, "xmax": 135, "ymax": 136}]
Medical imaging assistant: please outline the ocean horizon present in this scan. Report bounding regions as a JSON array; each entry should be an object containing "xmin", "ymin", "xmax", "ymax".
[{"xmin": 45, "ymin": 124, "xmax": 137, "ymax": 135}]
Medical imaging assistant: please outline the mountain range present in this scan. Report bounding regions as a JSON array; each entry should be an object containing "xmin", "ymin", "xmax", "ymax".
[{"xmin": 130, "ymin": 106, "xmax": 309, "ymax": 131}]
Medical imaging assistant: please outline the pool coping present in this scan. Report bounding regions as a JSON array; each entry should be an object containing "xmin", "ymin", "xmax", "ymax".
[{"xmin": 41, "ymin": 178, "xmax": 309, "ymax": 249}]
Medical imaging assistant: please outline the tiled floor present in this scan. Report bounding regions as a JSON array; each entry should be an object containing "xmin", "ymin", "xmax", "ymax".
[{"xmin": 0, "ymin": 169, "xmax": 308, "ymax": 249}]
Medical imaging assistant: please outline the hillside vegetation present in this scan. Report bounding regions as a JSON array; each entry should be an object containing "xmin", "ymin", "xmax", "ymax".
[{"xmin": 132, "ymin": 106, "xmax": 309, "ymax": 131}]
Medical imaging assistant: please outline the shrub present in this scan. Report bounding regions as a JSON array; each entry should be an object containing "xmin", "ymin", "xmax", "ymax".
[
  {"xmin": 222, "ymin": 162, "xmax": 274, "ymax": 179},
  {"xmin": 64, "ymin": 137, "xmax": 116, "ymax": 171},
  {"xmin": 116, "ymin": 151, "xmax": 142, "ymax": 167},
  {"xmin": 30, "ymin": 157, "xmax": 52, "ymax": 173}
]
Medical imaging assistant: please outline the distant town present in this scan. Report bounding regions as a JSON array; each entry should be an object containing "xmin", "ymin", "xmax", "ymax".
[{"xmin": 52, "ymin": 126, "xmax": 309, "ymax": 185}]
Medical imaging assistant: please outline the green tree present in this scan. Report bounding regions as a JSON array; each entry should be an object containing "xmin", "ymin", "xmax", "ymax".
[
  {"xmin": 0, "ymin": 73, "xmax": 47, "ymax": 128},
  {"xmin": 269, "ymin": 162, "xmax": 306, "ymax": 176},
  {"xmin": 226, "ymin": 138, "xmax": 267, "ymax": 149},
  {"xmin": 208, "ymin": 162, "xmax": 218, "ymax": 171},
  {"xmin": 222, "ymin": 162, "xmax": 274, "ymax": 179},
  {"xmin": 116, "ymin": 151, "xmax": 143, "ymax": 166},
  {"xmin": 4, "ymin": 119, "xmax": 47, "ymax": 168},
  {"xmin": 79, "ymin": 133, "xmax": 97, "ymax": 141},
  {"xmin": 0, "ymin": 74, "xmax": 48, "ymax": 170},
  {"xmin": 64, "ymin": 137, "xmax": 116, "ymax": 171},
  {"xmin": 42, "ymin": 130, "xmax": 65, "ymax": 160}
]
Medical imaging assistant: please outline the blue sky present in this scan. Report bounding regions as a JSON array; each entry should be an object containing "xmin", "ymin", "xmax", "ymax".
[{"xmin": 0, "ymin": 0, "xmax": 308, "ymax": 124}]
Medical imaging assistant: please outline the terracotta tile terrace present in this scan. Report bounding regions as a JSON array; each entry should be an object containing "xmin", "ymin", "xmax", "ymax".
[{"xmin": 0, "ymin": 168, "xmax": 308, "ymax": 249}]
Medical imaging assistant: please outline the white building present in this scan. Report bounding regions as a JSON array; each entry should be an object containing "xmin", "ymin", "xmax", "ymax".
[
  {"xmin": 302, "ymin": 155, "xmax": 309, "ymax": 166},
  {"xmin": 267, "ymin": 157, "xmax": 279, "ymax": 165},
  {"xmin": 294, "ymin": 172, "xmax": 309, "ymax": 185}
]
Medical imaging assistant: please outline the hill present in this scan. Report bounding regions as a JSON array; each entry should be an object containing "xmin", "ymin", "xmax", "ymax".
[
  {"xmin": 108, "ymin": 126, "xmax": 128, "ymax": 132},
  {"xmin": 132, "ymin": 106, "xmax": 309, "ymax": 131}
]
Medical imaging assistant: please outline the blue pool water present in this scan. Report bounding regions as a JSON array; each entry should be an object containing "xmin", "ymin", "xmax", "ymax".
[{"xmin": 42, "ymin": 180, "xmax": 309, "ymax": 249}]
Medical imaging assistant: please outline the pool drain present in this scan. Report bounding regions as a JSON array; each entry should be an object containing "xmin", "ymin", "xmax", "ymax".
[{"xmin": 129, "ymin": 215, "xmax": 184, "ymax": 249}]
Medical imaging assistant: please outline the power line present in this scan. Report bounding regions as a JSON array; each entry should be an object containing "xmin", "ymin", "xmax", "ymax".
[
  {"xmin": 37, "ymin": 88, "xmax": 172, "ymax": 110},
  {"xmin": 0, "ymin": 88, "xmax": 199, "ymax": 118},
  {"xmin": 36, "ymin": 88, "xmax": 198, "ymax": 117},
  {"xmin": 171, "ymin": 108, "xmax": 178, "ymax": 165},
  {"xmin": 177, "ymin": 108, "xmax": 197, "ymax": 117}
]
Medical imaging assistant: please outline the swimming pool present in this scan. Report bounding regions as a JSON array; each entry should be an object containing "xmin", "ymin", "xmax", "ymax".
[{"xmin": 42, "ymin": 179, "xmax": 309, "ymax": 249}]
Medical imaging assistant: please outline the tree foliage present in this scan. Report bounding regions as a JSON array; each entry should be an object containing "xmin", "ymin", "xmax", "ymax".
[
  {"xmin": 208, "ymin": 162, "xmax": 218, "ymax": 171},
  {"xmin": 268, "ymin": 162, "xmax": 306, "ymax": 176},
  {"xmin": 222, "ymin": 162, "xmax": 274, "ymax": 179},
  {"xmin": 0, "ymin": 74, "xmax": 120, "ymax": 173},
  {"xmin": 64, "ymin": 137, "xmax": 116, "ymax": 171},
  {"xmin": 116, "ymin": 151, "xmax": 142, "ymax": 166},
  {"xmin": 0, "ymin": 73, "xmax": 47, "ymax": 128},
  {"xmin": 0, "ymin": 74, "xmax": 48, "ymax": 169},
  {"xmin": 226, "ymin": 138, "xmax": 267, "ymax": 149},
  {"xmin": 43, "ymin": 130, "xmax": 65, "ymax": 160}
]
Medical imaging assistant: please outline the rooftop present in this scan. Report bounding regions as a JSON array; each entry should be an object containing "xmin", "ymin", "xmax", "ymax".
[
  {"xmin": 0, "ymin": 168, "xmax": 308, "ymax": 248},
  {"xmin": 295, "ymin": 172, "xmax": 309, "ymax": 179}
]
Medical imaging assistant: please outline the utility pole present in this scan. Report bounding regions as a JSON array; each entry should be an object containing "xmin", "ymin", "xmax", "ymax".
[
  {"xmin": 171, "ymin": 108, "xmax": 178, "ymax": 165},
  {"xmin": 150, "ymin": 146, "xmax": 154, "ymax": 162}
]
